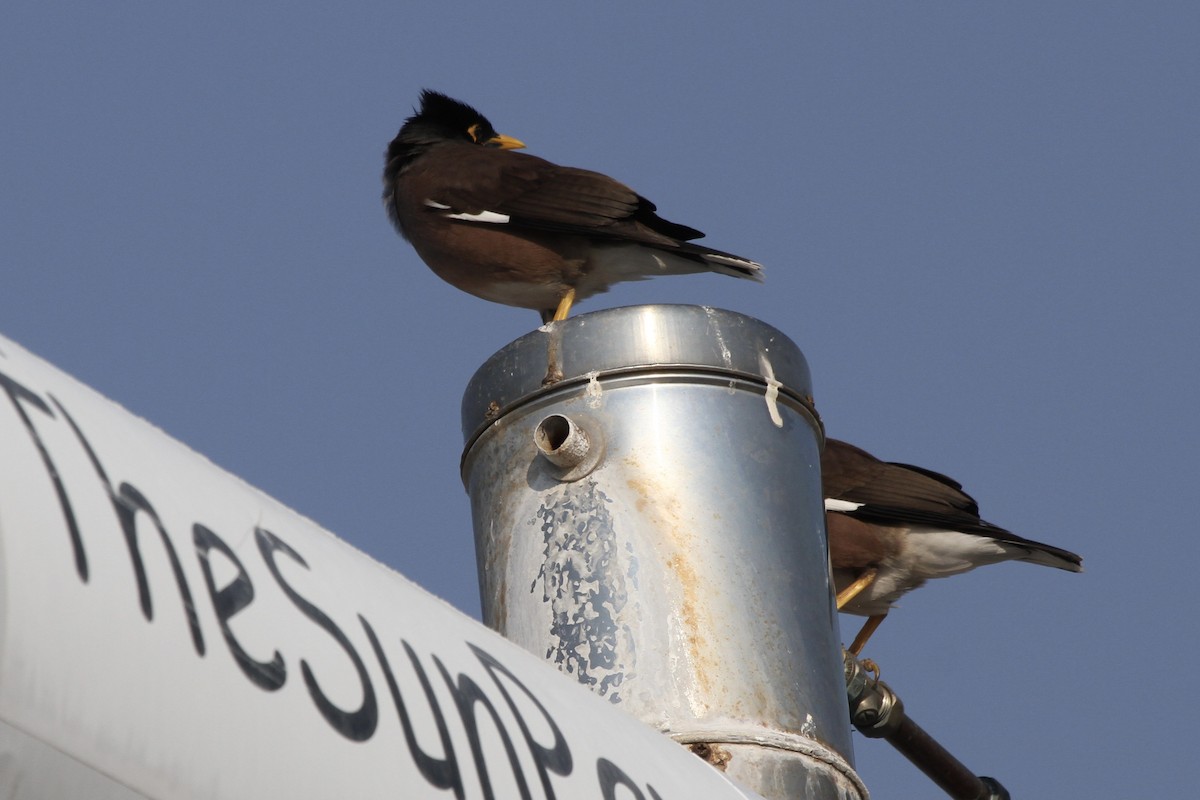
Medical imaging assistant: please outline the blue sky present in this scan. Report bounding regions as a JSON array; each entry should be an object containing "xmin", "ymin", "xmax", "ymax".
[{"xmin": 3, "ymin": 2, "xmax": 1196, "ymax": 795}]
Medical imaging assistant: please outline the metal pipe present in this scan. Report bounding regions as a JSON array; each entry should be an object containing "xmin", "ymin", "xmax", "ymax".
[
  {"xmin": 461, "ymin": 305, "xmax": 867, "ymax": 800},
  {"xmin": 844, "ymin": 652, "xmax": 1010, "ymax": 800}
]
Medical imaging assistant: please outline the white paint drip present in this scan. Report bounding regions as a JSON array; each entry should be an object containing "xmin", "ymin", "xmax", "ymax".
[
  {"xmin": 584, "ymin": 371, "xmax": 603, "ymax": 408},
  {"xmin": 758, "ymin": 352, "xmax": 783, "ymax": 428},
  {"xmin": 702, "ymin": 307, "xmax": 733, "ymax": 369}
]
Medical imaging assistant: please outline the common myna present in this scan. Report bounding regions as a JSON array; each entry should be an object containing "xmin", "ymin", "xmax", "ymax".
[
  {"xmin": 822, "ymin": 439, "xmax": 1082, "ymax": 655},
  {"xmin": 383, "ymin": 91, "xmax": 763, "ymax": 322}
]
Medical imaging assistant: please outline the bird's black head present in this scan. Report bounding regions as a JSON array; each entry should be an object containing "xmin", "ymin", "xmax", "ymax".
[
  {"xmin": 410, "ymin": 91, "xmax": 496, "ymax": 144},
  {"xmin": 384, "ymin": 90, "xmax": 525, "ymax": 177}
]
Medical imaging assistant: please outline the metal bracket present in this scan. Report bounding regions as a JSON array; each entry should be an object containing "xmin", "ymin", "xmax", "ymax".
[{"xmin": 844, "ymin": 651, "xmax": 1011, "ymax": 800}]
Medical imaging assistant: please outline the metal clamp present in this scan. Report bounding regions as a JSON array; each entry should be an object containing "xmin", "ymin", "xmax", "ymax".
[{"xmin": 844, "ymin": 652, "xmax": 1011, "ymax": 800}]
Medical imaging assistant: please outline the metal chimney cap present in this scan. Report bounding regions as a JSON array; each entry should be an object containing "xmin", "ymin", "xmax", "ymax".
[{"xmin": 461, "ymin": 304, "xmax": 818, "ymax": 446}]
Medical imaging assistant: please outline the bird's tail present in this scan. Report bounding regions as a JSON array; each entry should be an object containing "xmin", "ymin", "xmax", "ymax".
[
  {"xmin": 675, "ymin": 242, "xmax": 764, "ymax": 281},
  {"xmin": 1014, "ymin": 540, "xmax": 1084, "ymax": 572},
  {"xmin": 588, "ymin": 244, "xmax": 763, "ymax": 287}
]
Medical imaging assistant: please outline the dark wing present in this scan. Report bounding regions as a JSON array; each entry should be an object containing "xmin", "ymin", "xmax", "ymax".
[
  {"xmin": 823, "ymin": 439, "xmax": 980, "ymax": 516},
  {"xmin": 416, "ymin": 144, "xmax": 707, "ymax": 246},
  {"xmin": 822, "ymin": 438, "xmax": 1083, "ymax": 569},
  {"xmin": 823, "ymin": 438, "xmax": 990, "ymax": 532}
]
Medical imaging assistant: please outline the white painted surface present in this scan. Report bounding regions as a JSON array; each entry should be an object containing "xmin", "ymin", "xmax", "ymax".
[{"xmin": 0, "ymin": 333, "xmax": 763, "ymax": 800}]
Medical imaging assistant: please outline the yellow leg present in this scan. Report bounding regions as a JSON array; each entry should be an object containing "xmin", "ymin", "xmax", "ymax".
[
  {"xmin": 551, "ymin": 288, "xmax": 576, "ymax": 322},
  {"xmin": 848, "ymin": 614, "xmax": 887, "ymax": 656},
  {"xmin": 836, "ymin": 567, "xmax": 878, "ymax": 610}
]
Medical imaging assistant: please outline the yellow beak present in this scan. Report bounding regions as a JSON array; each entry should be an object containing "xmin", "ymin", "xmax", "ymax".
[{"xmin": 485, "ymin": 133, "xmax": 526, "ymax": 150}]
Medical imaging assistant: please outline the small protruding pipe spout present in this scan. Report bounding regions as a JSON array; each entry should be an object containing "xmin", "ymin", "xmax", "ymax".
[
  {"xmin": 533, "ymin": 413, "xmax": 603, "ymax": 481},
  {"xmin": 535, "ymin": 414, "xmax": 590, "ymax": 469}
]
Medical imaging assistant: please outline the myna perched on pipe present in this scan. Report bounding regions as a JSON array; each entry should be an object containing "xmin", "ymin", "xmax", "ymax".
[
  {"xmin": 384, "ymin": 91, "xmax": 762, "ymax": 323},
  {"xmin": 823, "ymin": 439, "xmax": 1082, "ymax": 655}
]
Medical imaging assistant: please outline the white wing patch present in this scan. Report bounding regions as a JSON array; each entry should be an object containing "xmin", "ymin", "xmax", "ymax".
[
  {"xmin": 423, "ymin": 200, "xmax": 510, "ymax": 225},
  {"xmin": 447, "ymin": 209, "xmax": 510, "ymax": 224},
  {"xmin": 825, "ymin": 498, "xmax": 865, "ymax": 513}
]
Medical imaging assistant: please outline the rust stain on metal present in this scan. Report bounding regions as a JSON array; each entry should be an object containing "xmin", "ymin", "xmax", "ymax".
[
  {"xmin": 623, "ymin": 469, "xmax": 716, "ymax": 704},
  {"xmin": 688, "ymin": 742, "xmax": 732, "ymax": 771},
  {"xmin": 541, "ymin": 321, "xmax": 564, "ymax": 385},
  {"xmin": 665, "ymin": 550, "xmax": 713, "ymax": 701}
]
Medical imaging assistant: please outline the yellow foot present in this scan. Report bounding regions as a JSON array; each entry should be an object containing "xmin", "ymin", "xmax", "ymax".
[
  {"xmin": 848, "ymin": 613, "xmax": 887, "ymax": 657},
  {"xmin": 836, "ymin": 568, "xmax": 878, "ymax": 610},
  {"xmin": 551, "ymin": 288, "xmax": 576, "ymax": 322}
]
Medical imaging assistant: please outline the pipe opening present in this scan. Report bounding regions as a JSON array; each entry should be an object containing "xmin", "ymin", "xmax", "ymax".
[
  {"xmin": 538, "ymin": 414, "xmax": 573, "ymax": 452},
  {"xmin": 535, "ymin": 414, "xmax": 589, "ymax": 467},
  {"xmin": 534, "ymin": 414, "xmax": 603, "ymax": 480}
]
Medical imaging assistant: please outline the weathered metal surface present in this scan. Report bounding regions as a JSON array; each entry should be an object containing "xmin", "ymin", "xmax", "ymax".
[{"xmin": 462, "ymin": 305, "xmax": 867, "ymax": 800}]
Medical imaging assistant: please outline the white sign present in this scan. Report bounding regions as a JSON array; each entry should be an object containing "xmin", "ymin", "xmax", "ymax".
[{"xmin": 0, "ymin": 334, "xmax": 763, "ymax": 800}]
